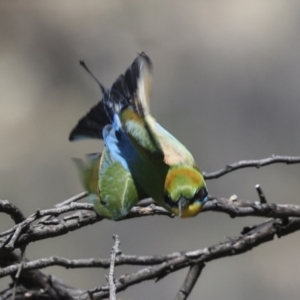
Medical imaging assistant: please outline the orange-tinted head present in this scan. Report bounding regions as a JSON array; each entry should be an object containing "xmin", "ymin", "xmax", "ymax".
[{"xmin": 164, "ymin": 166, "xmax": 208, "ymax": 217}]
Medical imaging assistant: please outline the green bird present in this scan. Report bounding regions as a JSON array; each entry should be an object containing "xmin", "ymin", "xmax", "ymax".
[{"xmin": 69, "ymin": 53, "xmax": 208, "ymax": 220}]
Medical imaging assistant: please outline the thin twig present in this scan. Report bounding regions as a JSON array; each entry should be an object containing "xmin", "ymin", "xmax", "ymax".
[
  {"xmin": 0, "ymin": 202, "xmax": 94, "ymax": 239},
  {"xmin": 5, "ymin": 226, "xmax": 24, "ymax": 251},
  {"xmin": 0, "ymin": 249, "xmax": 66, "ymax": 300},
  {"xmin": 86, "ymin": 217, "xmax": 300, "ymax": 299},
  {"xmin": 2, "ymin": 196, "xmax": 300, "ymax": 252},
  {"xmin": 0, "ymin": 252, "xmax": 183, "ymax": 279},
  {"xmin": 255, "ymin": 184, "xmax": 267, "ymax": 204},
  {"xmin": 202, "ymin": 196, "xmax": 300, "ymax": 218},
  {"xmin": 39, "ymin": 191, "xmax": 88, "ymax": 223},
  {"xmin": 203, "ymin": 155, "xmax": 300, "ymax": 179},
  {"xmin": 12, "ymin": 245, "xmax": 26, "ymax": 300},
  {"xmin": 0, "ymin": 203, "xmax": 94, "ymax": 251},
  {"xmin": 1, "ymin": 155, "xmax": 300, "ymax": 298},
  {"xmin": 56, "ymin": 192, "xmax": 89, "ymax": 207},
  {"xmin": 0, "ymin": 200, "xmax": 25, "ymax": 224},
  {"xmin": 107, "ymin": 235, "xmax": 120, "ymax": 300},
  {"xmin": 0, "ymin": 203, "xmax": 173, "ymax": 252},
  {"xmin": 1, "ymin": 217, "xmax": 300, "ymax": 299},
  {"xmin": 174, "ymin": 263, "xmax": 204, "ymax": 300}
]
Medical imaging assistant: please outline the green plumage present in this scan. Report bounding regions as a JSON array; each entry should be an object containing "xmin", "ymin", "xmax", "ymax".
[
  {"xmin": 73, "ymin": 148, "xmax": 143, "ymax": 220},
  {"xmin": 70, "ymin": 53, "xmax": 208, "ymax": 219}
]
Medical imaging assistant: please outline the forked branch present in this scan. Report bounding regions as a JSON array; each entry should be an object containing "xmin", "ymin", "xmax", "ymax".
[{"xmin": 1, "ymin": 155, "xmax": 300, "ymax": 300}]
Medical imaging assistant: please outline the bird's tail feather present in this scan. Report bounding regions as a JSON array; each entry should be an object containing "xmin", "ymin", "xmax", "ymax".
[
  {"xmin": 69, "ymin": 100, "xmax": 110, "ymax": 141},
  {"xmin": 105, "ymin": 52, "xmax": 153, "ymax": 119},
  {"xmin": 69, "ymin": 52, "xmax": 153, "ymax": 141}
]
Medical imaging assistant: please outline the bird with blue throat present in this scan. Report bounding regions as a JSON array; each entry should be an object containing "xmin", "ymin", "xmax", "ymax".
[{"xmin": 69, "ymin": 53, "xmax": 208, "ymax": 220}]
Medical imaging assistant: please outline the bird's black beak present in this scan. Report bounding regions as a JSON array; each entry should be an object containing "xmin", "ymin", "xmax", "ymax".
[{"xmin": 178, "ymin": 197, "xmax": 189, "ymax": 217}]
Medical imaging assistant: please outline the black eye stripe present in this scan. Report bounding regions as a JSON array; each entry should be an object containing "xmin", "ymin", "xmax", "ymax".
[
  {"xmin": 164, "ymin": 187, "xmax": 208, "ymax": 208},
  {"xmin": 196, "ymin": 187, "xmax": 208, "ymax": 200},
  {"xmin": 164, "ymin": 195, "xmax": 177, "ymax": 207}
]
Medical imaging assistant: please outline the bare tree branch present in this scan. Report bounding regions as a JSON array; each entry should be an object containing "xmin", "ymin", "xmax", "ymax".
[
  {"xmin": 39, "ymin": 191, "xmax": 89, "ymax": 224},
  {"xmin": 12, "ymin": 245, "xmax": 26, "ymax": 300},
  {"xmin": 0, "ymin": 203, "xmax": 93, "ymax": 239},
  {"xmin": 255, "ymin": 184, "xmax": 267, "ymax": 204},
  {"xmin": 1, "ymin": 216, "xmax": 300, "ymax": 299},
  {"xmin": 0, "ymin": 248, "xmax": 75, "ymax": 300},
  {"xmin": 174, "ymin": 263, "xmax": 204, "ymax": 300},
  {"xmin": 55, "ymin": 192, "xmax": 89, "ymax": 207},
  {"xmin": 83, "ymin": 217, "xmax": 300, "ymax": 299},
  {"xmin": 1, "ymin": 155, "xmax": 300, "ymax": 299},
  {"xmin": 107, "ymin": 235, "xmax": 120, "ymax": 300},
  {"xmin": 0, "ymin": 252, "xmax": 184, "ymax": 279},
  {"xmin": 0, "ymin": 200, "xmax": 25, "ymax": 224},
  {"xmin": 1, "ymin": 196, "xmax": 300, "ymax": 254},
  {"xmin": 203, "ymin": 155, "xmax": 300, "ymax": 179},
  {"xmin": 202, "ymin": 196, "xmax": 300, "ymax": 218},
  {"xmin": 0, "ymin": 202, "xmax": 172, "ymax": 251},
  {"xmin": 2, "ymin": 155, "xmax": 299, "ymax": 250}
]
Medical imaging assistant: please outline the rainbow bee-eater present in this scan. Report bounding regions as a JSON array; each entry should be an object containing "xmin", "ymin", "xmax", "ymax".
[{"xmin": 69, "ymin": 53, "xmax": 208, "ymax": 220}]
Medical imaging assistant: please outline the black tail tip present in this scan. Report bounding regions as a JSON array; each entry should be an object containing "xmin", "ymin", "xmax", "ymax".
[{"xmin": 137, "ymin": 52, "xmax": 152, "ymax": 68}]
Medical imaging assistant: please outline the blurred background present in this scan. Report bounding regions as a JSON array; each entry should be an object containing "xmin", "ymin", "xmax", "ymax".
[{"xmin": 1, "ymin": 1, "xmax": 300, "ymax": 299}]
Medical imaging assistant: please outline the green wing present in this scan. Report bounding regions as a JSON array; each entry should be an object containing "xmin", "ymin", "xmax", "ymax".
[
  {"xmin": 96, "ymin": 147, "xmax": 145, "ymax": 220},
  {"xmin": 72, "ymin": 153, "xmax": 101, "ymax": 196},
  {"xmin": 118, "ymin": 53, "xmax": 196, "ymax": 168},
  {"xmin": 120, "ymin": 108, "xmax": 196, "ymax": 167},
  {"xmin": 73, "ymin": 147, "xmax": 145, "ymax": 220}
]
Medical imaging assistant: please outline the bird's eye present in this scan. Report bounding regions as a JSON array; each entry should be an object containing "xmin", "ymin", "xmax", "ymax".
[{"xmin": 196, "ymin": 187, "xmax": 208, "ymax": 201}]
